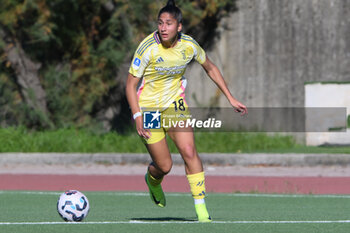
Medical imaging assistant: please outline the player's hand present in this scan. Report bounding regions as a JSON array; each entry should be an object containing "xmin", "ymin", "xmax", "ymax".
[
  {"xmin": 135, "ymin": 116, "xmax": 151, "ymax": 139},
  {"xmin": 230, "ymin": 99, "xmax": 248, "ymax": 116}
]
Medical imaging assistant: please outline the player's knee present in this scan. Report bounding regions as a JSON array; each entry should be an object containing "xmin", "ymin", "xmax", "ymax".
[
  {"xmin": 179, "ymin": 144, "xmax": 197, "ymax": 161},
  {"xmin": 159, "ymin": 162, "xmax": 172, "ymax": 175}
]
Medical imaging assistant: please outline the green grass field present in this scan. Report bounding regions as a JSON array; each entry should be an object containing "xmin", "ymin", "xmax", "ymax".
[
  {"xmin": 0, "ymin": 127, "xmax": 349, "ymax": 153},
  {"xmin": 1, "ymin": 191, "xmax": 350, "ymax": 233}
]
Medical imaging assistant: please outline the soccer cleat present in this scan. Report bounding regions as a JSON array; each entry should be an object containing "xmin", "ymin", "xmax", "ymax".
[
  {"xmin": 195, "ymin": 203, "xmax": 212, "ymax": 223},
  {"xmin": 145, "ymin": 174, "xmax": 166, "ymax": 207}
]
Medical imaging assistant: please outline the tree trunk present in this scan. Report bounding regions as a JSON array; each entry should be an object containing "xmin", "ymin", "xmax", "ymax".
[{"xmin": 0, "ymin": 28, "xmax": 48, "ymax": 115}]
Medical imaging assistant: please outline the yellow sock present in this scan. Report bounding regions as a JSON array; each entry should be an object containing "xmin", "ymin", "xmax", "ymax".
[
  {"xmin": 147, "ymin": 171, "xmax": 163, "ymax": 187},
  {"xmin": 186, "ymin": 172, "xmax": 206, "ymax": 199}
]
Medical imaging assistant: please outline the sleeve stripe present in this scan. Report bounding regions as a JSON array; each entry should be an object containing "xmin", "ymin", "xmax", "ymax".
[
  {"xmin": 181, "ymin": 35, "xmax": 200, "ymax": 46},
  {"xmin": 139, "ymin": 41, "xmax": 156, "ymax": 56},
  {"xmin": 137, "ymin": 37, "xmax": 155, "ymax": 55},
  {"xmin": 181, "ymin": 37, "xmax": 200, "ymax": 47}
]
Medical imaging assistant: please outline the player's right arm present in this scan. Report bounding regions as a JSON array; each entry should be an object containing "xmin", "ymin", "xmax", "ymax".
[
  {"xmin": 126, "ymin": 34, "xmax": 154, "ymax": 139},
  {"xmin": 126, "ymin": 73, "xmax": 151, "ymax": 139}
]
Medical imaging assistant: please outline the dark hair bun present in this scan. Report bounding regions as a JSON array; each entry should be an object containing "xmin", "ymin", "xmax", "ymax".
[
  {"xmin": 167, "ymin": 0, "xmax": 176, "ymax": 7},
  {"xmin": 158, "ymin": 0, "xmax": 182, "ymax": 23}
]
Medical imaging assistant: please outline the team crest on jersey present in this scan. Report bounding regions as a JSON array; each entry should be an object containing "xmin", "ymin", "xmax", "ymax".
[
  {"xmin": 181, "ymin": 50, "xmax": 186, "ymax": 60},
  {"xmin": 156, "ymin": 57, "xmax": 164, "ymax": 63}
]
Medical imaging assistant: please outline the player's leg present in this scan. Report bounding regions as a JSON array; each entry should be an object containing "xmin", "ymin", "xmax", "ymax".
[
  {"xmin": 168, "ymin": 128, "xmax": 202, "ymax": 174},
  {"xmin": 168, "ymin": 128, "xmax": 212, "ymax": 222},
  {"xmin": 146, "ymin": 137, "xmax": 173, "ymax": 178},
  {"xmin": 144, "ymin": 135, "xmax": 172, "ymax": 207}
]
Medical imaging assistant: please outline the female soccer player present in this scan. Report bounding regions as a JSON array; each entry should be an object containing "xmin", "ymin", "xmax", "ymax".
[{"xmin": 126, "ymin": 0, "xmax": 247, "ymax": 222}]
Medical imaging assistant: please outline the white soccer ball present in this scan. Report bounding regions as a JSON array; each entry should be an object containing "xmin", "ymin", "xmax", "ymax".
[{"xmin": 57, "ymin": 190, "xmax": 90, "ymax": 222}]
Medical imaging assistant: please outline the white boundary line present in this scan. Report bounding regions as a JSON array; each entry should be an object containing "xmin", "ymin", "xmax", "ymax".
[
  {"xmin": 226, "ymin": 193, "xmax": 350, "ymax": 199},
  {"xmin": 1, "ymin": 220, "xmax": 350, "ymax": 225},
  {"xmin": 1, "ymin": 191, "xmax": 350, "ymax": 199}
]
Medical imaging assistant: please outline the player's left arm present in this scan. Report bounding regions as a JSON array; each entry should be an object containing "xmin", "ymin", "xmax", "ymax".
[{"xmin": 201, "ymin": 55, "xmax": 248, "ymax": 115}]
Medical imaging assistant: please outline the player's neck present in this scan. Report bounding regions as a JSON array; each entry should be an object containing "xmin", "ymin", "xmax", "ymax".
[{"xmin": 159, "ymin": 33, "xmax": 178, "ymax": 48}]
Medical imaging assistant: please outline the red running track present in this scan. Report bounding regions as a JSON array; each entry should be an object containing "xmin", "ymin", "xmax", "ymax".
[{"xmin": 1, "ymin": 174, "xmax": 350, "ymax": 194}]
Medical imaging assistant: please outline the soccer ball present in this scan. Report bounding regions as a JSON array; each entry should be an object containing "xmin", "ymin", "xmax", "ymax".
[{"xmin": 57, "ymin": 190, "xmax": 90, "ymax": 222}]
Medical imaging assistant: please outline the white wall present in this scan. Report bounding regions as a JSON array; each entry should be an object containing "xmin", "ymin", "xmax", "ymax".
[{"xmin": 305, "ymin": 83, "xmax": 350, "ymax": 146}]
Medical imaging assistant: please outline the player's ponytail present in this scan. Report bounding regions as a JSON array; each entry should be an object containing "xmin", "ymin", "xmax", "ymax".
[{"xmin": 158, "ymin": 0, "xmax": 182, "ymax": 23}]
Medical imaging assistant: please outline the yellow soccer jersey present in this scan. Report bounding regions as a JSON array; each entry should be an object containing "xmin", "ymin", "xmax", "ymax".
[{"xmin": 129, "ymin": 31, "xmax": 206, "ymax": 109}]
